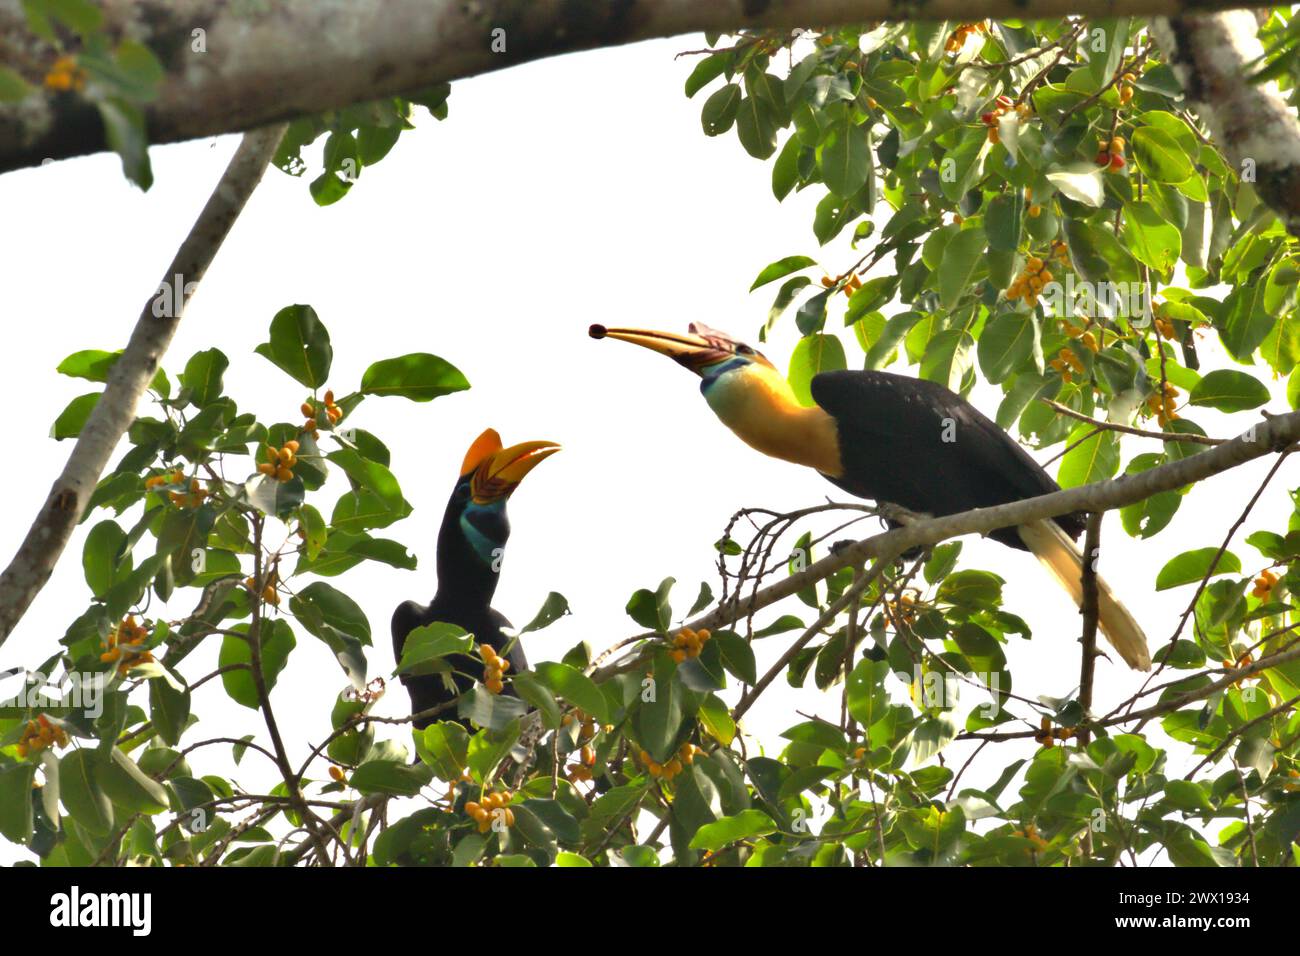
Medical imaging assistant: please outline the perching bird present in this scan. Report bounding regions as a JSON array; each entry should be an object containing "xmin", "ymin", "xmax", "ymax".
[
  {"xmin": 391, "ymin": 429, "xmax": 559, "ymax": 727},
  {"xmin": 590, "ymin": 322, "xmax": 1149, "ymax": 671}
]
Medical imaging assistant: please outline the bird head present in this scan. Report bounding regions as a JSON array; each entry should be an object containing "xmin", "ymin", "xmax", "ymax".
[
  {"xmin": 446, "ymin": 429, "xmax": 560, "ymax": 565},
  {"xmin": 589, "ymin": 322, "xmax": 776, "ymax": 390}
]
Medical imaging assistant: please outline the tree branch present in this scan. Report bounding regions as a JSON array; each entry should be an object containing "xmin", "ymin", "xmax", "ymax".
[
  {"xmin": 1151, "ymin": 10, "xmax": 1300, "ymax": 236},
  {"xmin": 591, "ymin": 411, "xmax": 1300, "ymax": 682},
  {"xmin": 0, "ymin": 123, "xmax": 285, "ymax": 645},
  {"xmin": 0, "ymin": 0, "xmax": 1258, "ymax": 174}
]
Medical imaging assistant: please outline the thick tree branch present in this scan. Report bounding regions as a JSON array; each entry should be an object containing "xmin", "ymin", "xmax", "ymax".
[
  {"xmin": 591, "ymin": 411, "xmax": 1300, "ymax": 681},
  {"xmin": 0, "ymin": 0, "xmax": 1259, "ymax": 174},
  {"xmin": 0, "ymin": 123, "xmax": 285, "ymax": 645},
  {"xmin": 1151, "ymin": 10, "xmax": 1300, "ymax": 236}
]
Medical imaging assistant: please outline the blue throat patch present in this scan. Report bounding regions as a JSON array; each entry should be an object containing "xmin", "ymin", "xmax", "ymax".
[{"xmin": 698, "ymin": 357, "xmax": 749, "ymax": 394}]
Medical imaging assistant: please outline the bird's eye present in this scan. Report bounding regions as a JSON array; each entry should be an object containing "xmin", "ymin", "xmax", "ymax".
[{"xmin": 737, "ymin": 344, "xmax": 753, "ymax": 355}]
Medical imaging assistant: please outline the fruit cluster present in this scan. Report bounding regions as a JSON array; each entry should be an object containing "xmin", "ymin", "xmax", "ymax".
[
  {"xmin": 1048, "ymin": 346, "xmax": 1085, "ymax": 383},
  {"xmin": 886, "ymin": 592, "xmax": 917, "ymax": 625},
  {"xmin": 670, "ymin": 626, "xmax": 711, "ymax": 663},
  {"xmin": 1095, "ymin": 135, "xmax": 1126, "ymax": 171},
  {"xmin": 1143, "ymin": 381, "xmax": 1181, "ymax": 428},
  {"xmin": 480, "ymin": 644, "xmax": 510, "ymax": 694},
  {"xmin": 257, "ymin": 441, "xmax": 299, "ymax": 482},
  {"xmin": 1010, "ymin": 823, "xmax": 1050, "ymax": 851},
  {"xmin": 100, "ymin": 615, "xmax": 155, "ymax": 675},
  {"xmin": 945, "ymin": 22, "xmax": 986, "ymax": 53},
  {"xmin": 44, "ymin": 55, "xmax": 85, "ymax": 92},
  {"xmin": 1007, "ymin": 255, "xmax": 1054, "ymax": 309},
  {"xmin": 245, "ymin": 569, "xmax": 280, "ymax": 607},
  {"xmin": 1117, "ymin": 71, "xmax": 1136, "ymax": 105},
  {"xmin": 980, "ymin": 95, "xmax": 1031, "ymax": 144},
  {"xmin": 1034, "ymin": 716, "xmax": 1075, "ymax": 747},
  {"xmin": 16, "ymin": 714, "xmax": 68, "ymax": 759},
  {"xmin": 821, "ymin": 272, "xmax": 863, "ymax": 299},
  {"xmin": 1252, "ymin": 569, "xmax": 1280, "ymax": 599},
  {"xmin": 639, "ymin": 742, "xmax": 703, "ymax": 782},
  {"xmin": 144, "ymin": 470, "xmax": 184, "ymax": 492},
  {"xmin": 1153, "ymin": 314, "xmax": 1177, "ymax": 340},
  {"xmin": 301, "ymin": 390, "xmax": 343, "ymax": 437},
  {"xmin": 1061, "ymin": 320, "xmax": 1100, "ymax": 354},
  {"xmin": 466, "ymin": 790, "xmax": 515, "ymax": 832}
]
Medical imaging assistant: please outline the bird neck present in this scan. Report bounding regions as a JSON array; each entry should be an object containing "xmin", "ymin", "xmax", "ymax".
[
  {"xmin": 434, "ymin": 501, "xmax": 501, "ymax": 610},
  {"xmin": 701, "ymin": 364, "xmax": 844, "ymax": 477}
]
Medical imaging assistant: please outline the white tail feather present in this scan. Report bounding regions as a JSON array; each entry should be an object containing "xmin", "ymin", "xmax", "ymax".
[{"xmin": 1017, "ymin": 519, "xmax": 1151, "ymax": 671}]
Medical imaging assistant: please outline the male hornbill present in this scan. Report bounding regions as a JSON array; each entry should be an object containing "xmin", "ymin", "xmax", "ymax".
[
  {"xmin": 391, "ymin": 429, "xmax": 559, "ymax": 727},
  {"xmin": 590, "ymin": 322, "xmax": 1149, "ymax": 671}
]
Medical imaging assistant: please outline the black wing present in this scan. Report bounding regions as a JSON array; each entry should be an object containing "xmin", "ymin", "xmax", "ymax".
[{"xmin": 810, "ymin": 369, "xmax": 1084, "ymax": 548}]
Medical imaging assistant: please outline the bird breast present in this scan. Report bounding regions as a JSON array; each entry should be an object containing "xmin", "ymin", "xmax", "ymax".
[{"xmin": 703, "ymin": 365, "xmax": 844, "ymax": 477}]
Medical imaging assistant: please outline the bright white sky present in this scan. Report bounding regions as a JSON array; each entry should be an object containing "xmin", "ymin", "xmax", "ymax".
[{"xmin": 0, "ymin": 35, "xmax": 1292, "ymax": 863}]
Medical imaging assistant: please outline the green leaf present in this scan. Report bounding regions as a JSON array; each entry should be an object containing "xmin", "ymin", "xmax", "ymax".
[
  {"xmin": 60, "ymin": 749, "xmax": 114, "ymax": 835},
  {"xmin": 689, "ymin": 809, "xmax": 776, "ymax": 851},
  {"xmin": 350, "ymin": 760, "xmax": 432, "ymax": 797},
  {"xmin": 100, "ymin": 748, "xmax": 170, "ymax": 814},
  {"xmin": 254, "ymin": 304, "xmax": 333, "ymax": 388},
  {"xmin": 521, "ymin": 592, "xmax": 570, "ymax": 633},
  {"xmin": 290, "ymin": 582, "xmax": 371, "ymax": 686},
  {"xmin": 626, "ymin": 577, "xmax": 675, "ymax": 631},
  {"xmin": 847, "ymin": 658, "xmax": 890, "ymax": 729},
  {"xmin": 749, "ymin": 256, "xmax": 816, "ymax": 292},
  {"xmin": 1122, "ymin": 200, "xmax": 1181, "ymax": 275},
  {"xmin": 985, "ymin": 192, "xmax": 1023, "ymax": 253},
  {"xmin": 1188, "ymin": 369, "xmax": 1270, "ymax": 412},
  {"xmin": 533, "ymin": 662, "xmax": 610, "ymax": 724},
  {"xmin": 466, "ymin": 720, "xmax": 522, "ymax": 781},
  {"xmin": 396, "ymin": 623, "xmax": 472, "ymax": 674},
  {"xmin": 149, "ymin": 670, "xmax": 191, "ymax": 747},
  {"xmin": 83, "ymin": 519, "xmax": 128, "ymax": 597},
  {"xmin": 788, "ymin": 333, "xmax": 846, "ymax": 406},
  {"xmin": 822, "ymin": 121, "xmax": 871, "ymax": 198},
  {"xmin": 684, "ymin": 51, "xmax": 730, "ymax": 98},
  {"xmin": 977, "ymin": 311, "xmax": 1035, "ymax": 385},
  {"xmin": 51, "ymin": 392, "xmax": 100, "ymax": 440},
  {"xmin": 938, "ymin": 229, "xmax": 986, "ymax": 309},
  {"xmin": 1155, "ymin": 547, "xmax": 1242, "ymax": 591},
  {"xmin": 97, "ymin": 98, "xmax": 153, "ymax": 190},
  {"xmin": 1132, "ymin": 127, "xmax": 1194, "ymax": 184},
  {"xmin": 736, "ymin": 94, "xmax": 779, "ymax": 159},
  {"xmin": 0, "ymin": 65, "xmax": 31, "ymax": 102},
  {"xmin": 218, "ymin": 620, "xmax": 297, "ymax": 709},
  {"xmin": 555, "ymin": 851, "xmax": 593, "ymax": 867},
  {"xmin": 179, "ymin": 348, "xmax": 229, "ymax": 407},
  {"xmin": 360, "ymin": 353, "xmax": 469, "ymax": 401},
  {"xmin": 701, "ymin": 83, "xmax": 741, "ymax": 135},
  {"xmin": 0, "ymin": 763, "xmax": 36, "ymax": 844},
  {"xmin": 418, "ymin": 722, "xmax": 470, "ymax": 780},
  {"xmin": 1057, "ymin": 424, "xmax": 1119, "ymax": 488},
  {"xmin": 47, "ymin": 0, "xmax": 103, "ymax": 34}
]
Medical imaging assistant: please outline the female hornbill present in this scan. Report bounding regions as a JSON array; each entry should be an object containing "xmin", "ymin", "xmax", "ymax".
[
  {"xmin": 391, "ymin": 429, "xmax": 559, "ymax": 727},
  {"xmin": 590, "ymin": 322, "xmax": 1149, "ymax": 671}
]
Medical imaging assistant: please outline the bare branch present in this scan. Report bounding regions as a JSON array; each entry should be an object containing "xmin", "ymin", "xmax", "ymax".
[
  {"xmin": 592, "ymin": 410, "xmax": 1300, "ymax": 681},
  {"xmin": 1151, "ymin": 11, "xmax": 1300, "ymax": 236},
  {"xmin": 0, "ymin": 124, "xmax": 286, "ymax": 645},
  {"xmin": 0, "ymin": 0, "xmax": 1258, "ymax": 173}
]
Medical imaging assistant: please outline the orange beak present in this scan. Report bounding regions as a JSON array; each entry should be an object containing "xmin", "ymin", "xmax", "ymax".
[
  {"xmin": 467, "ymin": 438, "xmax": 560, "ymax": 504},
  {"xmin": 589, "ymin": 324, "xmax": 731, "ymax": 375}
]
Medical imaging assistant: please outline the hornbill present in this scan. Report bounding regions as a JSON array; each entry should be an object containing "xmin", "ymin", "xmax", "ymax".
[
  {"xmin": 391, "ymin": 429, "xmax": 559, "ymax": 728},
  {"xmin": 590, "ymin": 322, "xmax": 1150, "ymax": 671}
]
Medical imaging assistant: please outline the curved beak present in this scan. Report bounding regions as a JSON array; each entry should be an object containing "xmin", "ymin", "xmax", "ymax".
[
  {"xmin": 589, "ymin": 324, "xmax": 727, "ymax": 375},
  {"xmin": 470, "ymin": 440, "xmax": 560, "ymax": 504}
]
